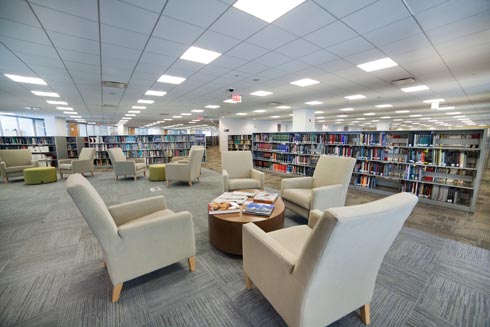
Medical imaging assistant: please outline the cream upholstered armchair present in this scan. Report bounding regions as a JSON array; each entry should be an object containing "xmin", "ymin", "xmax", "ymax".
[
  {"xmin": 170, "ymin": 145, "xmax": 204, "ymax": 163},
  {"xmin": 222, "ymin": 151, "xmax": 264, "ymax": 192},
  {"xmin": 0, "ymin": 149, "xmax": 38, "ymax": 183},
  {"xmin": 107, "ymin": 148, "xmax": 146, "ymax": 180},
  {"xmin": 281, "ymin": 155, "xmax": 356, "ymax": 219},
  {"xmin": 166, "ymin": 148, "xmax": 204, "ymax": 187},
  {"xmin": 243, "ymin": 192, "xmax": 418, "ymax": 327},
  {"xmin": 59, "ymin": 147, "xmax": 95, "ymax": 179},
  {"xmin": 66, "ymin": 173, "xmax": 196, "ymax": 302}
]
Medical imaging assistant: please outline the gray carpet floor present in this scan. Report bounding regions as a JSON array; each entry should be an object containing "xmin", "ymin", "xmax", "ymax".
[{"xmin": 0, "ymin": 169, "xmax": 489, "ymax": 327}]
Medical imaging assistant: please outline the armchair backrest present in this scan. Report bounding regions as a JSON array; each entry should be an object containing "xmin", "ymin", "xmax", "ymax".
[
  {"xmin": 66, "ymin": 174, "xmax": 120, "ymax": 252},
  {"xmin": 188, "ymin": 148, "xmax": 204, "ymax": 178},
  {"xmin": 222, "ymin": 151, "xmax": 253, "ymax": 178},
  {"xmin": 312, "ymin": 155, "xmax": 355, "ymax": 188},
  {"xmin": 107, "ymin": 148, "xmax": 126, "ymax": 164},
  {"xmin": 79, "ymin": 147, "xmax": 95, "ymax": 160},
  {"xmin": 0, "ymin": 149, "xmax": 32, "ymax": 167},
  {"xmin": 293, "ymin": 192, "xmax": 418, "ymax": 326}
]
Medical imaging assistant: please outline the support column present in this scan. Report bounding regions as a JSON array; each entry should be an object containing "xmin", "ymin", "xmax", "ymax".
[
  {"xmin": 117, "ymin": 124, "xmax": 128, "ymax": 135},
  {"xmin": 44, "ymin": 116, "xmax": 67, "ymax": 136},
  {"xmin": 376, "ymin": 122, "xmax": 391, "ymax": 130},
  {"xmin": 292, "ymin": 108, "xmax": 315, "ymax": 131}
]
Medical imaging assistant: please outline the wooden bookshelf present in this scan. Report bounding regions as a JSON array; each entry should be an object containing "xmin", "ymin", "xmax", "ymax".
[
  {"xmin": 66, "ymin": 136, "xmax": 85, "ymax": 159},
  {"xmin": 0, "ymin": 136, "xmax": 68, "ymax": 167},
  {"xmin": 228, "ymin": 134, "xmax": 252, "ymax": 151},
  {"xmin": 86, "ymin": 134, "xmax": 206, "ymax": 167},
  {"xmin": 252, "ymin": 129, "xmax": 488, "ymax": 212}
]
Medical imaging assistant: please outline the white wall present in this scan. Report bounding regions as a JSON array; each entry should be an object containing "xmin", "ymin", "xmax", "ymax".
[
  {"xmin": 292, "ymin": 108, "xmax": 316, "ymax": 131},
  {"xmin": 44, "ymin": 116, "xmax": 67, "ymax": 136},
  {"xmin": 219, "ymin": 118, "xmax": 278, "ymax": 152}
]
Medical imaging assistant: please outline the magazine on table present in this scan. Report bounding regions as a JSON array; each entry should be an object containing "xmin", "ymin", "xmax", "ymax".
[
  {"xmin": 243, "ymin": 202, "xmax": 275, "ymax": 216},
  {"xmin": 231, "ymin": 190, "xmax": 257, "ymax": 198},
  {"xmin": 253, "ymin": 191, "xmax": 278, "ymax": 204},
  {"xmin": 208, "ymin": 201, "xmax": 241, "ymax": 215},
  {"xmin": 213, "ymin": 192, "xmax": 248, "ymax": 204}
]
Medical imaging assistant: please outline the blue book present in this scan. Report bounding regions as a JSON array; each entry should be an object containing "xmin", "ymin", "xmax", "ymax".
[{"xmin": 243, "ymin": 203, "xmax": 274, "ymax": 217}]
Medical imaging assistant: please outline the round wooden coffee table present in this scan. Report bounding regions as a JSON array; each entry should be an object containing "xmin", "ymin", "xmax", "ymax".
[{"xmin": 208, "ymin": 190, "xmax": 285, "ymax": 255}]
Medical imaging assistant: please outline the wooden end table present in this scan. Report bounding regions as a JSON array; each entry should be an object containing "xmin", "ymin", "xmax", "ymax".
[{"xmin": 208, "ymin": 190, "xmax": 285, "ymax": 255}]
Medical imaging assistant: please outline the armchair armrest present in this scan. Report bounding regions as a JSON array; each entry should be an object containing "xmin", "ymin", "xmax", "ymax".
[
  {"xmin": 133, "ymin": 157, "xmax": 146, "ymax": 164},
  {"xmin": 171, "ymin": 156, "xmax": 189, "ymax": 163},
  {"xmin": 72, "ymin": 159, "xmax": 93, "ymax": 172},
  {"xmin": 280, "ymin": 177, "xmax": 313, "ymax": 195},
  {"xmin": 0, "ymin": 162, "xmax": 6, "ymax": 177},
  {"xmin": 310, "ymin": 184, "xmax": 345, "ymax": 211},
  {"xmin": 109, "ymin": 195, "xmax": 168, "ymax": 226},
  {"xmin": 58, "ymin": 159, "xmax": 72, "ymax": 165},
  {"xmin": 31, "ymin": 160, "xmax": 39, "ymax": 167},
  {"xmin": 242, "ymin": 223, "xmax": 296, "ymax": 275},
  {"xmin": 308, "ymin": 209, "xmax": 323, "ymax": 228},
  {"xmin": 222, "ymin": 169, "xmax": 229, "ymax": 192},
  {"xmin": 251, "ymin": 169, "xmax": 265, "ymax": 189},
  {"xmin": 115, "ymin": 160, "xmax": 137, "ymax": 171}
]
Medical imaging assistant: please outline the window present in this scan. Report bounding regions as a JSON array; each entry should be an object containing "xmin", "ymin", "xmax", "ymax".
[
  {"xmin": 0, "ymin": 115, "xmax": 46, "ymax": 136},
  {"xmin": 18, "ymin": 117, "xmax": 35, "ymax": 136}
]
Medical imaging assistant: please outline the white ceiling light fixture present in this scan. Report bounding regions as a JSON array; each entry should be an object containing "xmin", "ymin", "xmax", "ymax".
[
  {"xmin": 363, "ymin": 113, "xmax": 376, "ymax": 116},
  {"xmin": 431, "ymin": 102, "xmax": 439, "ymax": 109},
  {"xmin": 145, "ymin": 90, "xmax": 167, "ymax": 96},
  {"xmin": 46, "ymin": 100, "xmax": 67, "ymax": 105},
  {"xmin": 223, "ymin": 99, "xmax": 239, "ymax": 103},
  {"xmin": 122, "ymin": 117, "xmax": 132, "ymax": 120},
  {"xmin": 205, "ymin": 105, "xmax": 220, "ymax": 109},
  {"xmin": 181, "ymin": 113, "xmax": 192, "ymax": 116},
  {"xmin": 357, "ymin": 57, "xmax": 398, "ymax": 72},
  {"xmin": 250, "ymin": 90, "xmax": 272, "ymax": 96},
  {"xmin": 4, "ymin": 74, "xmax": 47, "ymax": 85},
  {"xmin": 128, "ymin": 110, "xmax": 141, "ymax": 114},
  {"xmin": 64, "ymin": 111, "xmax": 76, "ymax": 114},
  {"xmin": 173, "ymin": 115, "xmax": 182, "ymax": 118},
  {"xmin": 339, "ymin": 108, "xmax": 354, "ymax": 111},
  {"xmin": 380, "ymin": 116, "xmax": 391, "ymax": 119},
  {"xmin": 233, "ymin": 0, "xmax": 306, "ymax": 23},
  {"xmin": 396, "ymin": 110, "xmax": 410, "ymax": 113},
  {"xmin": 446, "ymin": 112, "xmax": 461, "ymax": 115},
  {"xmin": 375, "ymin": 104, "xmax": 393, "ymax": 108},
  {"xmin": 137, "ymin": 99, "xmax": 154, "ymax": 104},
  {"xmin": 305, "ymin": 100, "xmax": 323, "ymax": 105},
  {"xmin": 31, "ymin": 91, "xmax": 60, "ymax": 97},
  {"xmin": 180, "ymin": 46, "xmax": 222, "ymax": 64},
  {"xmin": 436, "ymin": 106, "xmax": 455, "ymax": 111},
  {"xmin": 157, "ymin": 74, "xmax": 186, "ymax": 84},
  {"xmin": 276, "ymin": 105, "xmax": 291, "ymax": 109},
  {"xmin": 164, "ymin": 119, "xmax": 173, "ymax": 121},
  {"xmin": 344, "ymin": 94, "xmax": 366, "ymax": 100},
  {"xmin": 125, "ymin": 114, "xmax": 136, "ymax": 117},
  {"xmin": 191, "ymin": 109, "xmax": 204, "ymax": 113},
  {"xmin": 57, "ymin": 107, "xmax": 73, "ymax": 111},
  {"xmin": 315, "ymin": 111, "xmax": 324, "ymax": 114},
  {"xmin": 290, "ymin": 78, "xmax": 320, "ymax": 87},
  {"xmin": 254, "ymin": 109, "xmax": 266, "ymax": 113},
  {"xmin": 270, "ymin": 115, "xmax": 280, "ymax": 118},
  {"xmin": 70, "ymin": 115, "xmax": 82, "ymax": 118},
  {"xmin": 236, "ymin": 113, "xmax": 248, "ymax": 116},
  {"xmin": 401, "ymin": 85, "xmax": 429, "ymax": 92},
  {"xmin": 132, "ymin": 106, "xmax": 146, "ymax": 109},
  {"xmin": 410, "ymin": 114, "xmax": 422, "ymax": 117},
  {"xmin": 88, "ymin": 122, "xmax": 96, "ymax": 125},
  {"xmin": 423, "ymin": 99, "xmax": 445, "ymax": 103}
]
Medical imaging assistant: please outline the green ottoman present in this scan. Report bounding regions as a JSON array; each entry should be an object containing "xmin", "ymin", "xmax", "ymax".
[
  {"xmin": 24, "ymin": 167, "xmax": 57, "ymax": 185},
  {"xmin": 149, "ymin": 164, "xmax": 166, "ymax": 181}
]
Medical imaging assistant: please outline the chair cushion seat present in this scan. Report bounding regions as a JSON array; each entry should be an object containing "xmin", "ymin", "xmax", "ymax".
[
  {"xmin": 282, "ymin": 188, "xmax": 312, "ymax": 210},
  {"xmin": 119, "ymin": 209, "xmax": 175, "ymax": 228},
  {"xmin": 5, "ymin": 164, "xmax": 36, "ymax": 173},
  {"xmin": 149, "ymin": 164, "xmax": 166, "ymax": 181},
  {"xmin": 135, "ymin": 162, "xmax": 146, "ymax": 170},
  {"xmin": 59, "ymin": 164, "xmax": 72, "ymax": 171},
  {"xmin": 229, "ymin": 178, "xmax": 261, "ymax": 190},
  {"xmin": 268, "ymin": 225, "xmax": 311, "ymax": 258}
]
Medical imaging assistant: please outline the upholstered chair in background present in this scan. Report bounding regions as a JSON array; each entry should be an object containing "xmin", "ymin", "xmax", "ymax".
[
  {"xmin": 59, "ymin": 147, "xmax": 95, "ymax": 178},
  {"xmin": 166, "ymin": 148, "xmax": 204, "ymax": 187},
  {"xmin": 0, "ymin": 149, "xmax": 38, "ymax": 183},
  {"xmin": 170, "ymin": 145, "xmax": 205, "ymax": 163},
  {"xmin": 221, "ymin": 151, "xmax": 264, "ymax": 192},
  {"xmin": 107, "ymin": 147, "xmax": 146, "ymax": 180}
]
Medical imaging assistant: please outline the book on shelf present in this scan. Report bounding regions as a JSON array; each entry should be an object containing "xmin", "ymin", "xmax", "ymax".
[
  {"xmin": 253, "ymin": 191, "xmax": 278, "ymax": 204},
  {"xmin": 208, "ymin": 201, "xmax": 241, "ymax": 215},
  {"xmin": 243, "ymin": 202, "xmax": 275, "ymax": 216}
]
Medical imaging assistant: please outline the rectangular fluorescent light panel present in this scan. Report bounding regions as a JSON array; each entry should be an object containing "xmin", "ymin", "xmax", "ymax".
[
  {"xmin": 70, "ymin": 115, "xmax": 82, "ymax": 118},
  {"xmin": 56, "ymin": 107, "xmax": 73, "ymax": 111},
  {"xmin": 46, "ymin": 100, "xmax": 67, "ymax": 105},
  {"xmin": 173, "ymin": 116, "xmax": 182, "ymax": 118},
  {"xmin": 128, "ymin": 110, "xmax": 141, "ymax": 114},
  {"xmin": 180, "ymin": 46, "xmax": 222, "ymax": 64},
  {"xmin": 5, "ymin": 74, "xmax": 47, "ymax": 85},
  {"xmin": 357, "ymin": 57, "xmax": 398, "ymax": 72},
  {"xmin": 132, "ymin": 106, "xmax": 146, "ymax": 109},
  {"xmin": 401, "ymin": 85, "xmax": 429, "ymax": 92},
  {"xmin": 31, "ymin": 91, "xmax": 60, "ymax": 97},
  {"xmin": 145, "ymin": 90, "xmax": 167, "ymax": 96},
  {"xmin": 125, "ymin": 114, "xmax": 136, "ymax": 117},
  {"xmin": 181, "ymin": 113, "xmax": 192, "ymax": 116},
  {"xmin": 64, "ymin": 111, "xmax": 76, "ymax": 114},
  {"xmin": 423, "ymin": 99, "xmax": 444, "ymax": 103},
  {"xmin": 205, "ymin": 105, "xmax": 220, "ymax": 109},
  {"xmin": 254, "ymin": 110, "xmax": 266, "ymax": 113},
  {"xmin": 250, "ymin": 90, "xmax": 272, "ymax": 96},
  {"xmin": 339, "ymin": 108, "xmax": 354, "ymax": 111},
  {"xmin": 344, "ymin": 94, "xmax": 366, "ymax": 100},
  {"xmin": 191, "ymin": 109, "xmax": 204, "ymax": 113},
  {"xmin": 290, "ymin": 78, "xmax": 320, "ymax": 87},
  {"xmin": 236, "ymin": 113, "xmax": 248, "ymax": 116},
  {"xmin": 158, "ymin": 74, "xmax": 186, "ymax": 84},
  {"xmin": 396, "ymin": 110, "xmax": 410, "ymax": 113},
  {"xmin": 375, "ymin": 104, "xmax": 392, "ymax": 108},
  {"xmin": 305, "ymin": 101, "xmax": 323, "ymax": 105},
  {"xmin": 276, "ymin": 105, "xmax": 291, "ymax": 109},
  {"xmin": 436, "ymin": 106, "xmax": 455, "ymax": 110},
  {"xmin": 137, "ymin": 99, "xmax": 154, "ymax": 104},
  {"xmin": 223, "ymin": 99, "xmax": 239, "ymax": 103},
  {"xmin": 233, "ymin": 0, "xmax": 306, "ymax": 23},
  {"xmin": 446, "ymin": 112, "xmax": 461, "ymax": 115},
  {"xmin": 363, "ymin": 113, "xmax": 376, "ymax": 116}
]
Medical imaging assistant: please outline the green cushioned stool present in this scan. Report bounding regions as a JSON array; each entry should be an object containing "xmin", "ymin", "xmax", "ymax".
[
  {"xmin": 149, "ymin": 164, "xmax": 166, "ymax": 181},
  {"xmin": 24, "ymin": 167, "xmax": 57, "ymax": 185}
]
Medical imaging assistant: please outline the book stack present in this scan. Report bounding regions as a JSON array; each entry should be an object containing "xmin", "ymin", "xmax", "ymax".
[
  {"xmin": 243, "ymin": 203, "xmax": 275, "ymax": 216},
  {"xmin": 253, "ymin": 192, "xmax": 278, "ymax": 204}
]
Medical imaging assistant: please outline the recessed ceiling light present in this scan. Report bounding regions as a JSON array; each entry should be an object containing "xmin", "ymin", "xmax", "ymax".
[
  {"xmin": 375, "ymin": 104, "xmax": 393, "ymax": 108},
  {"xmin": 188, "ymin": 121, "xmax": 196, "ymax": 124},
  {"xmin": 250, "ymin": 90, "xmax": 272, "ymax": 96},
  {"xmin": 371, "ymin": 120, "xmax": 380, "ymax": 122},
  {"xmin": 254, "ymin": 109, "xmax": 266, "ymax": 113},
  {"xmin": 270, "ymin": 115, "xmax": 280, "ymax": 118},
  {"xmin": 335, "ymin": 119, "xmax": 344, "ymax": 121},
  {"xmin": 128, "ymin": 110, "xmax": 141, "ymax": 114},
  {"xmin": 380, "ymin": 116, "xmax": 391, "ymax": 119},
  {"xmin": 191, "ymin": 109, "xmax": 204, "ymax": 113},
  {"xmin": 305, "ymin": 101, "xmax": 323, "ymax": 105},
  {"xmin": 164, "ymin": 118, "xmax": 173, "ymax": 121},
  {"xmin": 276, "ymin": 105, "xmax": 291, "ymax": 109},
  {"xmin": 396, "ymin": 110, "xmax": 410, "ymax": 113},
  {"xmin": 57, "ymin": 107, "xmax": 73, "ymax": 111},
  {"xmin": 420, "ymin": 117, "xmax": 431, "ymax": 120},
  {"xmin": 410, "ymin": 114, "xmax": 422, "ymax": 117},
  {"xmin": 173, "ymin": 115, "xmax": 182, "ymax": 118},
  {"xmin": 288, "ymin": 114, "xmax": 294, "ymax": 116},
  {"xmin": 344, "ymin": 94, "xmax": 366, "ymax": 100},
  {"xmin": 355, "ymin": 117, "xmax": 366, "ymax": 120},
  {"xmin": 423, "ymin": 99, "xmax": 445, "ymax": 103},
  {"xmin": 132, "ymin": 106, "xmax": 146, "ymax": 109},
  {"xmin": 205, "ymin": 105, "xmax": 220, "ymax": 109},
  {"xmin": 290, "ymin": 78, "xmax": 320, "ymax": 87},
  {"xmin": 137, "ymin": 99, "xmax": 154, "ymax": 104},
  {"xmin": 454, "ymin": 116, "xmax": 466, "ymax": 118},
  {"xmin": 157, "ymin": 74, "xmax": 186, "ymax": 84},
  {"xmin": 401, "ymin": 85, "xmax": 429, "ymax": 92},
  {"xmin": 123, "ymin": 117, "xmax": 132, "ymax": 120},
  {"xmin": 192, "ymin": 119, "xmax": 200, "ymax": 122},
  {"xmin": 88, "ymin": 122, "xmax": 96, "ymax": 125},
  {"xmin": 46, "ymin": 100, "xmax": 67, "ymax": 105},
  {"xmin": 4, "ymin": 74, "xmax": 47, "ymax": 85},
  {"xmin": 446, "ymin": 112, "xmax": 461, "ymax": 115},
  {"xmin": 145, "ymin": 90, "xmax": 167, "ymax": 96},
  {"xmin": 180, "ymin": 46, "xmax": 222, "ymax": 64},
  {"xmin": 233, "ymin": 0, "xmax": 306, "ymax": 23},
  {"xmin": 181, "ymin": 113, "xmax": 192, "ymax": 116},
  {"xmin": 64, "ymin": 111, "xmax": 76, "ymax": 114},
  {"xmin": 337, "ymin": 114, "xmax": 348, "ymax": 118},
  {"xmin": 393, "ymin": 119, "xmax": 403, "ymax": 121},
  {"xmin": 316, "ymin": 116, "xmax": 325, "ymax": 119},
  {"xmin": 31, "ymin": 91, "xmax": 60, "ymax": 97},
  {"xmin": 223, "ymin": 99, "xmax": 239, "ymax": 103},
  {"xmin": 315, "ymin": 111, "xmax": 325, "ymax": 114},
  {"xmin": 357, "ymin": 57, "xmax": 398, "ymax": 72},
  {"xmin": 339, "ymin": 108, "xmax": 354, "ymax": 111},
  {"xmin": 236, "ymin": 113, "xmax": 248, "ymax": 116},
  {"xmin": 436, "ymin": 106, "xmax": 455, "ymax": 110},
  {"xmin": 126, "ymin": 114, "xmax": 136, "ymax": 117},
  {"xmin": 24, "ymin": 106, "xmax": 40, "ymax": 111},
  {"xmin": 364, "ymin": 113, "xmax": 376, "ymax": 116},
  {"xmin": 70, "ymin": 115, "xmax": 82, "ymax": 118}
]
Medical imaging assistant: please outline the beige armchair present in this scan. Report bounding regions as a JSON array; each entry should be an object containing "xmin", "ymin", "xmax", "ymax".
[
  {"xmin": 107, "ymin": 148, "xmax": 146, "ymax": 180},
  {"xmin": 166, "ymin": 148, "xmax": 204, "ymax": 187},
  {"xmin": 59, "ymin": 147, "xmax": 95, "ymax": 179},
  {"xmin": 0, "ymin": 149, "xmax": 39, "ymax": 183},
  {"xmin": 243, "ymin": 192, "xmax": 418, "ymax": 327},
  {"xmin": 170, "ymin": 145, "xmax": 204, "ymax": 163},
  {"xmin": 281, "ymin": 155, "xmax": 356, "ymax": 219},
  {"xmin": 222, "ymin": 151, "xmax": 264, "ymax": 191},
  {"xmin": 66, "ymin": 173, "xmax": 196, "ymax": 302}
]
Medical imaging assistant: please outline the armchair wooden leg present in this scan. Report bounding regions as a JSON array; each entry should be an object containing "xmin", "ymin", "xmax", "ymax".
[
  {"xmin": 4, "ymin": 176, "xmax": 8, "ymax": 183},
  {"xmin": 144, "ymin": 171, "xmax": 146, "ymax": 177},
  {"xmin": 91, "ymin": 171, "xmax": 94, "ymax": 176},
  {"xmin": 103, "ymin": 260, "xmax": 107, "ymax": 269},
  {"xmin": 245, "ymin": 274, "xmax": 253, "ymax": 289},
  {"xmin": 188, "ymin": 181, "xmax": 192, "ymax": 187},
  {"xmin": 112, "ymin": 283, "xmax": 123, "ymax": 302},
  {"xmin": 115, "ymin": 175, "xmax": 118, "ymax": 180},
  {"xmin": 166, "ymin": 180, "xmax": 169, "ymax": 187},
  {"xmin": 134, "ymin": 176, "xmax": 137, "ymax": 181},
  {"xmin": 360, "ymin": 304, "xmax": 370, "ymax": 325},
  {"xmin": 60, "ymin": 172, "xmax": 63, "ymax": 179},
  {"xmin": 188, "ymin": 256, "xmax": 196, "ymax": 272}
]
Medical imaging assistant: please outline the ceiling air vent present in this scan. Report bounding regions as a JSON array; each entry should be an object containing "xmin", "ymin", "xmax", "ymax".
[
  {"xmin": 102, "ymin": 81, "xmax": 127, "ymax": 89},
  {"xmin": 391, "ymin": 77, "xmax": 417, "ymax": 87}
]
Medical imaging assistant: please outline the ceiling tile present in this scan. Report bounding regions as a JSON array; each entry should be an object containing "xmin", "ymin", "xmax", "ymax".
[
  {"xmin": 114, "ymin": 0, "xmax": 166, "ymax": 13},
  {"xmin": 0, "ymin": 0, "xmax": 41, "ymax": 27},
  {"xmin": 275, "ymin": 39, "xmax": 321, "ymax": 58},
  {"xmin": 49, "ymin": 31, "xmax": 100, "ymax": 55},
  {"xmin": 101, "ymin": 25, "xmax": 148, "ymax": 51},
  {"xmin": 210, "ymin": 7, "xmax": 267, "ymax": 39},
  {"xmin": 314, "ymin": 0, "xmax": 379, "ymax": 18},
  {"xmin": 276, "ymin": 60, "xmax": 310, "ymax": 74},
  {"xmin": 194, "ymin": 30, "xmax": 241, "ymax": 54},
  {"xmin": 226, "ymin": 42, "xmax": 269, "ymax": 61},
  {"xmin": 29, "ymin": 0, "xmax": 98, "ymax": 21},
  {"xmin": 152, "ymin": 16, "xmax": 205, "ymax": 46},
  {"xmin": 273, "ymin": 1, "xmax": 336, "ymax": 36},
  {"xmin": 145, "ymin": 37, "xmax": 187, "ymax": 58},
  {"xmin": 0, "ymin": 19, "xmax": 50, "ymax": 45},
  {"xmin": 236, "ymin": 62, "xmax": 271, "ymax": 75},
  {"xmin": 343, "ymin": 48, "xmax": 385, "ymax": 66},
  {"xmin": 298, "ymin": 49, "xmax": 338, "ymax": 65},
  {"xmin": 404, "ymin": 0, "xmax": 449, "ymax": 14},
  {"xmin": 254, "ymin": 52, "xmax": 291, "ymax": 67},
  {"xmin": 100, "ymin": 0, "xmax": 159, "ymax": 34},
  {"xmin": 247, "ymin": 25, "xmax": 298, "ymax": 50},
  {"xmin": 327, "ymin": 36, "xmax": 373, "ymax": 57},
  {"xmin": 363, "ymin": 17, "xmax": 422, "ymax": 47},
  {"xmin": 163, "ymin": 0, "xmax": 229, "ymax": 28},
  {"xmin": 303, "ymin": 21, "xmax": 357, "ymax": 48},
  {"xmin": 211, "ymin": 55, "xmax": 247, "ymax": 70}
]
